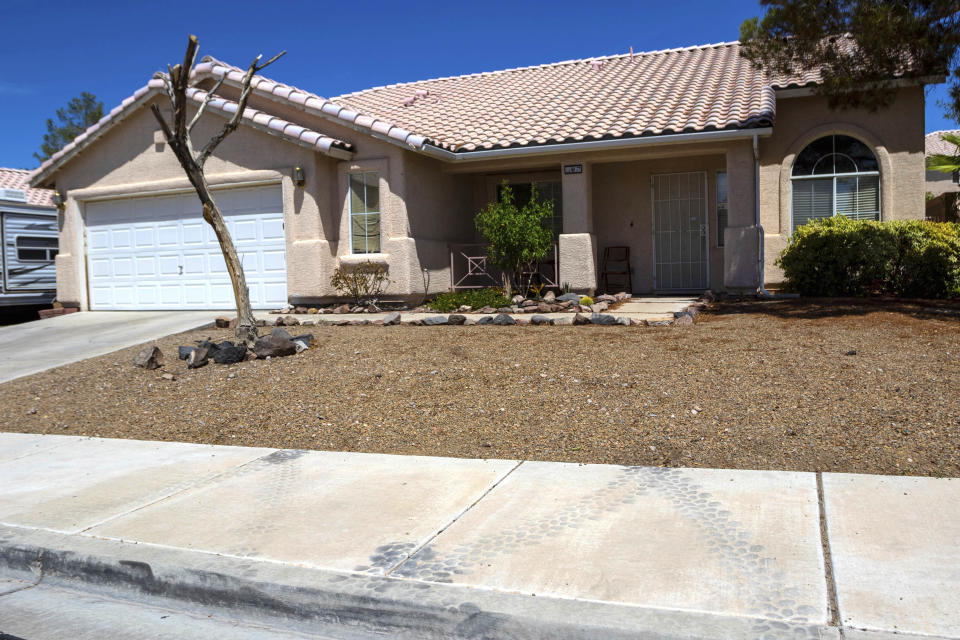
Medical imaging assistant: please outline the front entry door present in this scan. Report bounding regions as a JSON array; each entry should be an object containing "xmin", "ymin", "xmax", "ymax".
[{"xmin": 652, "ymin": 172, "xmax": 708, "ymax": 291}]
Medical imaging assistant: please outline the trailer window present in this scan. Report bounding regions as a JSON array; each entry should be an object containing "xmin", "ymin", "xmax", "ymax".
[{"xmin": 16, "ymin": 236, "xmax": 58, "ymax": 261}]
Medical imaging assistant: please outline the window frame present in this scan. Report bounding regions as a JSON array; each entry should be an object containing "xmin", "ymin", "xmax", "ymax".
[
  {"xmin": 715, "ymin": 171, "xmax": 728, "ymax": 248},
  {"xmin": 348, "ymin": 171, "xmax": 382, "ymax": 255},
  {"xmin": 14, "ymin": 235, "xmax": 58, "ymax": 262},
  {"xmin": 789, "ymin": 135, "xmax": 881, "ymax": 233}
]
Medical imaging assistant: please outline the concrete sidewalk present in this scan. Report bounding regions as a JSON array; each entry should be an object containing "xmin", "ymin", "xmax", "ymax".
[
  {"xmin": 0, "ymin": 433, "xmax": 957, "ymax": 639},
  {"xmin": 0, "ymin": 311, "xmax": 212, "ymax": 384}
]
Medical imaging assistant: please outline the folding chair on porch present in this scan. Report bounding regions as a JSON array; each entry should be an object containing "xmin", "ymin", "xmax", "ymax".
[{"xmin": 600, "ymin": 246, "xmax": 632, "ymax": 294}]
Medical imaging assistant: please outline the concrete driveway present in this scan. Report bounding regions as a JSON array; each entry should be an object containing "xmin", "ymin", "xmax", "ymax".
[{"xmin": 0, "ymin": 311, "xmax": 212, "ymax": 384}]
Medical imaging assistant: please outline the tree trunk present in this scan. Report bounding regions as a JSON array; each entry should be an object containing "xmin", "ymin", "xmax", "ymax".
[{"xmin": 192, "ymin": 176, "xmax": 258, "ymax": 346}]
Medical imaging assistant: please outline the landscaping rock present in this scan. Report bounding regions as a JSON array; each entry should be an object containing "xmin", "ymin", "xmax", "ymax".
[
  {"xmin": 491, "ymin": 313, "xmax": 516, "ymax": 326},
  {"xmin": 552, "ymin": 316, "xmax": 574, "ymax": 325},
  {"xmin": 348, "ymin": 319, "xmax": 371, "ymax": 326},
  {"xmin": 615, "ymin": 292, "xmax": 630, "ymax": 301},
  {"xmin": 178, "ymin": 346, "xmax": 195, "ymax": 360},
  {"xmin": 590, "ymin": 302, "xmax": 608, "ymax": 313},
  {"xmin": 573, "ymin": 313, "xmax": 590, "ymax": 325},
  {"xmin": 270, "ymin": 327, "xmax": 293, "ymax": 341},
  {"xmin": 254, "ymin": 335, "xmax": 297, "ymax": 358},
  {"xmin": 423, "ymin": 315, "xmax": 449, "ymax": 326},
  {"xmin": 462, "ymin": 317, "xmax": 477, "ymax": 326},
  {"xmin": 477, "ymin": 316, "xmax": 493, "ymax": 325},
  {"xmin": 511, "ymin": 295, "xmax": 525, "ymax": 304},
  {"xmin": 213, "ymin": 345, "xmax": 248, "ymax": 364},
  {"xmin": 302, "ymin": 320, "xmax": 316, "ymax": 326},
  {"xmin": 350, "ymin": 306, "xmax": 364, "ymax": 313},
  {"xmin": 495, "ymin": 307, "xmax": 513, "ymax": 314},
  {"xmin": 556, "ymin": 300, "xmax": 572, "ymax": 309},
  {"xmin": 674, "ymin": 312, "xmax": 694, "ymax": 325},
  {"xmin": 520, "ymin": 299, "xmax": 537, "ymax": 308},
  {"xmin": 283, "ymin": 315, "xmax": 300, "ymax": 326},
  {"xmin": 523, "ymin": 306, "xmax": 539, "ymax": 313},
  {"xmin": 596, "ymin": 294, "xmax": 616, "ymax": 303},
  {"xmin": 161, "ymin": 373, "xmax": 176, "ymax": 381},
  {"xmin": 334, "ymin": 304, "xmax": 351, "ymax": 314},
  {"xmin": 383, "ymin": 311, "xmax": 402, "ymax": 326},
  {"xmin": 537, "ymin": 302, "xmax": 552, "ymax": 313},
  {"xmin": 616, "ymin": 317, "xmax": 631, "ymax": 326},
  {"xmin": 256, "ymin": 319, "xmax": 269, "ymax": 327},
  {"xmin": 307, "ymin": 307, "xmax": 319, "ymax": 314},
  {"xmin": 447, "ymin": 314, "xmax": 467, "ymax": 325},
  {"xmin": 214, "ymin": 316, "xmax": 230, "ymax": 328},
  {"xmin": 188, "ymin": 346, "xmax": 210, "ymax": 369},
  {"xmin": 318, "ymin": 308, "xmax": 332, "ymax": 314},
  {"xmin": 590, "ymin": 313, "xmax": 617, "ymax": 325},
  {"xmin": 457, "ymin": 305, "xmax": 472, "ymax": 313},
  {"xmin": 543, "ymin": 291, "xmax": 556, "ymax": 304},
  {"xmin": 405, "ymin": 319, "xmax": 424, "ymax": 326},
  {"xmin": 530, "ymin": 314, "xmax": 551, "ymax": 325},
  {"xmin": 292, "ymin": 334, "xmax": 315, "ymax": 348},
  {"xmin": 477, "ymin": 306, "xmax": 496, "ymax": 314},
  {"xmin": 630, "ymin": 318, "xmax": 646, "ymax": 326},
  {"xmin": 294, "ymin": 306, "xmax": 308, "ymax": 314},
  {"xmin": 132, "ymin": 346, "xmax": 163, "ymax": 370},
  {"xmin": 557, "ymin": 293, "xmax": 581, "ymax": 303}
]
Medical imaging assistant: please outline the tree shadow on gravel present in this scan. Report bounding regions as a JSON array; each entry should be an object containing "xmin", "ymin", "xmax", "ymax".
[{"xmin": 704, "ymin": 297, "xmax": 960, "ymax": 321}]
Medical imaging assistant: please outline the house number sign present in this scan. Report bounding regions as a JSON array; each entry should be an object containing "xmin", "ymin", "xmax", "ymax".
[{"xmin": 563, "ymin": 164, "xmax": 583, "ymax": 174}]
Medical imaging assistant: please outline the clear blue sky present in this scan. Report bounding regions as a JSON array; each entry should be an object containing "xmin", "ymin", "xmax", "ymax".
[{"xmin": 1, "ymin": 0, "xmax": 955, "ymax": 169}]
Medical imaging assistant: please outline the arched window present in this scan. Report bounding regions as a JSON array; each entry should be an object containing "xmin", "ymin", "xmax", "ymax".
[{"xmin": 791, "ymin": 134, "xmax": 880, "ymax": 229}]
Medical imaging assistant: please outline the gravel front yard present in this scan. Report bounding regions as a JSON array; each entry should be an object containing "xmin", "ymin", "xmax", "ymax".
[{"xmin": 2, "ymin": 299, "xmax": 958, "ymax": 477}]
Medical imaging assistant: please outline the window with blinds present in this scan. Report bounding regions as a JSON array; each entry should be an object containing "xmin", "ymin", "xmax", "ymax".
[
  {"xmin": 791, "ymin": 135, "xmax": 880, "ymax": 231},
  {"xmin": 349, "ymin": 172, "xmax": 381, "ymax": 254}
]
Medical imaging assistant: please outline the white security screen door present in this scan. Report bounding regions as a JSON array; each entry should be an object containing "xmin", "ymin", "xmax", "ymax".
[
  {"xmin": 652, "ymin": 172, "xmax": 709, "ymax": 291},
  {"xmin": 85, "ymin": 185, "xmax": 286, "ymax": 310}
]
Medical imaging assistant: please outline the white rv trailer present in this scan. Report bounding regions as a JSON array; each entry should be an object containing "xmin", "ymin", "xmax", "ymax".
[{"xmin": 0, "ymin": 180, "xmax": 57, "ymax": 307}]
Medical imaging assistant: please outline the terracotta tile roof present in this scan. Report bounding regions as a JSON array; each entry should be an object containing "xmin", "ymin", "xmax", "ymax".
[
  {"xmin": 332, "ymin": 42, "xmax": 787, "ymax": 152},
  {"xmin": 30, "ymin": 79, "xmax": 354, "ymax": 186},
  {"xmin": 926, "ymin": 130, "xmax": 960, "ymax": 157},
  {"xmin": 0, "ymin": 167, "xmax": 54, "ymax": 207}
]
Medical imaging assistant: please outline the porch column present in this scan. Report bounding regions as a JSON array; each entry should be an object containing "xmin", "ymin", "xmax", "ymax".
[
  {"xmin": 558, "ymin": 160, "xmax": 597, "ymax": 293},
  {"xmin": 723, "ymin": 141, "xmax": 761, "ymax": 292}
]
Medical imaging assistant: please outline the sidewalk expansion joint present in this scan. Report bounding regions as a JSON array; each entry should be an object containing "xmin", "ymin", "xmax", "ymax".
[
  {"xmin": 817, "ymin": 471, "xmax": 844, "ymax": 636},
  {"xmin": 385, "ymin": 459, "xmax": 525, "ymax": 577},
  {"xmin": 75, "ymin": 449, "xmax": 284, "ymax": 535}
]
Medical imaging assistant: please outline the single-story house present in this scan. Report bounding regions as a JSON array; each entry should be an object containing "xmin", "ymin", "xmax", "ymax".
[
  {"xmin": 31, "ymin": 39, "xmax": 932, "ymax": 310},
  {"xmin": 925, "ymin": 130, "xmax": 959, "ymax": 222}
]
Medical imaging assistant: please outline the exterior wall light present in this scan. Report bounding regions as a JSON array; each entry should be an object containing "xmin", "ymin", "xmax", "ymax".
[
  {"xmin": 292, "ymin": 166, "xmax": 305, "ymax": 188},
  {"xmin": 52, "ymin": 190, "xmax": 65, "ymax": 208}
]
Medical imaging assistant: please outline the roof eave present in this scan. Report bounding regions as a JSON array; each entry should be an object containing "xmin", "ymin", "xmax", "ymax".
[{"xmin": 418, "ymin": 127, "xmax": 776, "ymax": 162}]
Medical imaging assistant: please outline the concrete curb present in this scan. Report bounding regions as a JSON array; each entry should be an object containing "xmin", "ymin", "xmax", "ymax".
[{"xmin": 0, "ymin": 525, "xmax": 840, "ymax": 640}]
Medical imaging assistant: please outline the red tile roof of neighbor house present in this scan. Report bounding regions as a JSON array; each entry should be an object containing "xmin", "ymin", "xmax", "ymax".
[
  {"xmin": 926, "ymin": 130, "xmax": 960, "ymax": 156},
  {"xmin": 0, "ymin": 168, "xmax": 54, "ymax": 207}
]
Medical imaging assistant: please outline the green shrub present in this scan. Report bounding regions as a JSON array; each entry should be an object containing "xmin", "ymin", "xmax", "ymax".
[
  {"xmin": 426, "ymin": 288, "xmax": 512, "ymax": 313},
  {"xmin": 579, "ymin": 296, "xmax": 594, "ymax": 306},
  {"xmin": 777, "ymin": 217, "xmax": 960, "ymax": 298}
]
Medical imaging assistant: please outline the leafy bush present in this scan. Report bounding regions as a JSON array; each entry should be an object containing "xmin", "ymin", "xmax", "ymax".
[
  {"xmin": 475, "ymin": 182, "xmax": 555, "ymax": 297},
  {"xmin": 426, "ymin": 288, "xmax": 512, "ymax": 312},
  {"xmin": 777, "ymin": 217, "xmax": 960, "ymax": 298},
  {"xmin": 580, "ymin": 296, "xmax": 594, "ymax": 306},
  {"xmin": 330, "ymin": 261, "xmax": 390, "ymax": 304}
]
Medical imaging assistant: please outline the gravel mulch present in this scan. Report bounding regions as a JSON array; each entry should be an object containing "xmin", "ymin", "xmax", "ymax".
[{"xmin": 2, "ymin": 298, "xmax": 958, "ymax": 477}]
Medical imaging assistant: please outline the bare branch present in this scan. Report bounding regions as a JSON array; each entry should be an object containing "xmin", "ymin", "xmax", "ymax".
[
  {"xmin": 150, "ymin": 104, "xmax": 174, "ymax": 144},
  {"xmin": 172, "ymin": 35, "xmax": 199, "ymax": 141},
  {"xmin": 187, "ymin": 74, "xmax": 225, "ymax": 133},
  {"xmin": 196, "ymin": 49, "xmax": 285, "ymax": 167}
]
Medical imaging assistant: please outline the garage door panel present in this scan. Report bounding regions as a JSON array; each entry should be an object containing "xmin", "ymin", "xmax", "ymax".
[{"xmin": 85, "ymin": 185, "xmax": 286, "ymax": 310}]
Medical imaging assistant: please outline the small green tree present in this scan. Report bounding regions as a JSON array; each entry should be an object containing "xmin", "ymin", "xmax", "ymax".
[
  {"xmin": 475, "ymin": 182, "xmax": 554, "ymax": 298},
  {"xmin": 35, "ymin": 92, "xmax": 104, "ymax": 163}
]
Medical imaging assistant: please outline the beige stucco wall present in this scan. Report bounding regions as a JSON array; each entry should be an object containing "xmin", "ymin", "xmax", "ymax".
[
  {"xmin": 758, "ymin": 87, "xmax": 926, "ymax": 284},
  {"xmin": 926, "ymin": 169, "xmax": 959, "ymax": 198}
]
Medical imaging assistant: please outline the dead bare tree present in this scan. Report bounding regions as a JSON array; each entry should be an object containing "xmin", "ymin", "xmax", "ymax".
[{"xmin": 150, "ymin": 35, "xmax": 285, "ymax": 346}]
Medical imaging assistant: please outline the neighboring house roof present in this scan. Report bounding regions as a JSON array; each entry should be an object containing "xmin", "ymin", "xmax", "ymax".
[
  {"xmin": 30, "ymin": 79, "xmax": 354, "ymax": 187},
  {"xmin": 925, "ymin": 130, "xmax": 960, "ymax": 157},
  {"xmin": 0, "ymin": 168, "xmax": 54, "ymax": 207}
]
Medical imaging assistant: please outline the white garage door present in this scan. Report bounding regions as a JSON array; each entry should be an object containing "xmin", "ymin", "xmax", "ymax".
[{"xmin": 85, "ymin": 185, "xmax": 286, "ymax": 310}]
